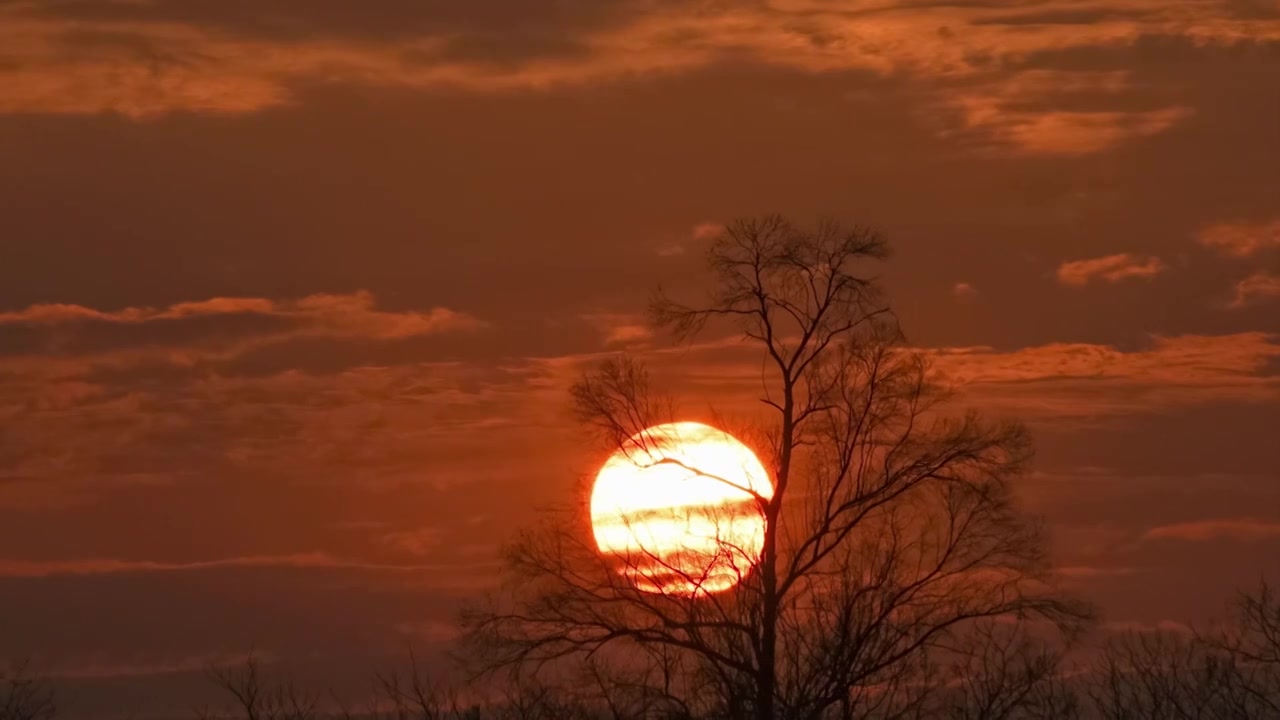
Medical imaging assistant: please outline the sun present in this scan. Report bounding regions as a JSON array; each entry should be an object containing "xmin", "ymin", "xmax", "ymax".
[{"xmin": 589, "ymin": 421, "xmax": 773, "ymax": 596}]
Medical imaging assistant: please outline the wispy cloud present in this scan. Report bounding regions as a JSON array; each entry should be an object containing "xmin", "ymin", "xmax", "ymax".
[
  {"xmin": 1143, "ymin": 518, "xmax": 1280, "ymax": 542},
  {"xmin": 48, "ymin": 652, "xmax": 270, "ymax": 680},
  {"xmin": 0, "ymin": 290, "xmax": 483, "ymax": 375},
  {"xmin": 0, "ymin": 290, "xmax": 480, "ymax": 339},
  {"xmin": 1057, "ymin": 253, "xmax": 1166, "ymax": 286},
  {"xmin": 930, "ymin": 332, "xmax": 1280, "ymax": 414},
  {"xmin": 1229, "ymin": 272, "xmax": 1280, "ymax": 308},
  {"xmin": 0, "ymin": 553, "xmax": 461, "ymax": 578},
  {"xmin": 1198, "ymin": 218, "xmax": 1280, "ymax": 258},
  {"xmin": 1056, "ymin": 565, "xmax": 1136, "ymax": 580},
  {"xmin": 1, "ymin": 1, "xmax": 1272, "ymax": 153},
  {"xmin": 567, "ymin": 331, "xmax": 1280, "ymax": 418},
  {"xmin": 691, "ymin": 222, "xmax": 723, "ymax": 241},
  {"xmin": 581, "ymin": 313, "xmax": 653, "ymax": 347},
  {"xmin": 1103, "ymin": 619, "xmax": 1194, "ymax": 635},
  {"xmin": 940, "ymin": 70, "xmax": 1192, "ymax": 156},
  {"xmin": 657, "ymin": 222, "xmax": 722, "ymax": 257}
]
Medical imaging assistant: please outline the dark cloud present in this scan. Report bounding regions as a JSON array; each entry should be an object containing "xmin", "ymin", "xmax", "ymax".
[
  {"xmin": 1014, "ymin": 32, "xmax": 1280, "ymax": 74},
  {"xmin": 972, "ymin": 7, "xmax": 1159, "ymax": 26},
  {"xmin": 16, "ymin": 0, "xmax": 638, "ymax": 44},
  {"xmin": 1226, "ymin": 0, "xmax": 1280, "ymax": 20},
  {"xmin": 0, "ymin": 311, "xmax": 293, "ymax": 357},
  {"xmin": 0, "ymin": 292, "xmax": 481, "ymax": 361}
]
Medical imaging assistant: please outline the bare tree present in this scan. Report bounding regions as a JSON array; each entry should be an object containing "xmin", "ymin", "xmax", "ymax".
[
  {"xmin": 1085, "ymin": 580, "xmax": 1280, "ymax": 720},
  {"xmin": 939, "ymin": 621, "xmax": 1080, "ymax": 720},
  {"xmin": 1084, "ymin": 628, "xmax": 1255, "ymax": 720},
  {"xmin": 0, "ymin": 660, "xmax": 54, "ymax": 720},
  {"xmin": 1215, "ymin": 580, "xmax": 1280, "ymax": 714},
  {"xmin": 369, "ymin": 648, "xmax": 477, "ymax": 720},
  {"xmin": 465, "ymin": 215, "xmax": 1090, "ymax": 720},
  {"xmin": 1085, "ymin": 576, "xmax": 1280, "ymax": 717},
  {"xmin": 203, "ymin": 654, "xmax": 319, "ymax": 720}
]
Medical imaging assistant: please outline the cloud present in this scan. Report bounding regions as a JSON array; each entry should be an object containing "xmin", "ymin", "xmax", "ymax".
[
  {"xmin": 1056, "ymin": 253, "xmax": 1166, "ymax": 286},
  {"xmin": 2, "ymin": 323, "xmax": 1274, "ymax": 520},
  {"xmin": 0, "ymin": 348, "xmax": 568, "ymax": 515},
  {"xmin": 930, "ymin": 332, "xmax": 1280, "ymax": 414},
  {"xmin": 0, "ymin": 290, "xmax": 479, "ymax": 338},
  {"xmin": 392, "ymin": 620, "xmax": 460, "ymax": 643},
  {"xmin": 380, "ymin": 528, "xmax": 442, "ymax": 556},
  {"xmin": 1229, "ymin": 272, "xmax": 1280, "ymax": 308},
  {"xmin": 587, "ymin": 331, "xmax": 1280, "ymax": 419},
  {"xmin": 1056, "ymin": 565, "xmax": 1137, "ymax": 580},
  {"xmin": 981, "ymin": 107, "xmax": 1192, "ymax": 156},
  {"xmin": 48, "ymin": 652, "xmax": 268, "ymax": 680},
  {"xmin": 657, "ymin": 222, "xmax": 722, "ymax": 257},
  {"xmin": 605, "ymin": 324, "xmax": 654, "ymax": 345},
  {"xmin": 1102, "ymin": 619, "xmax": 1194, "ymax": 635},
  {"xmin": 0, "ymin": 0, "xmax": 1272, "ymax": 155},
  {"xmin": 1143, "ymin": 519, "xmax": 1280, "ymax": 542},
  {"xmin": 557, "ymin": 330, "xmax": 1280, "ymax": 418},
  {"xmin": 581, "ymin": 313, "xmax": 653, "ymax": 347},
  {"xmin": 934, "ymin": 333, "xmax": 1279, "ymax": 386},
  {"xmin": 0, "ymin": 552, "xmax": 450, "ymax": 578},
  {"xmin": 0, "ymin": 290, "xmax": 482, "ymax": 367},
  {"xmin": 1198, "ymin": 218, "xmax": 1280, "ymax": 257},
  {"xmin": 691, "ymin": 222, "xmax": 723, "ymax": 241},
  {"xmin": 939, "ymin": 69, "xmax": 1193, "ymax": 155}
]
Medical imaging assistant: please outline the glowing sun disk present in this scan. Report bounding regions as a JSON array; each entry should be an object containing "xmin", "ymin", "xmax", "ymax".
[{"xmin": 589, "ymin": 422, "xmax": 773, "ymax": 595}]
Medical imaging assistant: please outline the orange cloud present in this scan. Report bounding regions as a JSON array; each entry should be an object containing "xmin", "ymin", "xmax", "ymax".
[
  {"xmin": 48, "ymin": 652, "xmax": 268, "ymax": 680},
  {"xmin": 1229, "ymin": 272, "xmax": 1280, "ymax": 308},
  {"xmin": 0, "ymin": 355, "xmax": 569, "ymax": 516},
  {"xmin": 935, "ymin": 333, "xmax": 1279, "ymax": 386},
  {"xmin": 566, "ymin": 331, "xmax": 1280, "ymax": 418},
  {"xmin": 1056, "ymin": 566, "xmax": 1136, "ymax": 580},
  {"xmin": 940, "ymin": 69, "xmax": 1193, "ymax": 156},
  {"xmin": 656, "ymin": 222, "xmax": 723, "ymax": 257},
  {"xmin": 574, "ymin": 331, "xmax": 1280, "ymax": 420},
  {"xmin": 1143, "ymin": 519, "xmax": 1280, "ymax": 542},
  {"xmin": 0, "ymin": 291, "xmax": 482, "ymax": 377},
  {"xmin": 1056, "ymin": 253, "xmax": 1166, "ymax": 286},
  {"xmin": 691, "ymin": 222, "xmax": 723, "ymax": 241},
  {"xmin": 1, "ymin": 1, "xmax": 1272, "ymax": 154},
  {"xmin": 1198, "ymin": 218, "xmax": 1280, "ymax": 257},
  {"xmin": 380, "ymin": 528, "xmax": 442, "ymax": 556},
  {"xmin": 0, "ymin": 290, "xmax": 478, "ymax": 339},
  {"xmin": 581, "ymin": 313, "xmax": 654, "ymax": 347},
  {"xmin": 0, "ymin": 552, "xmax": 412, "ymax": 578},
  {"xmin": 930, "ymin": 332, "xmax": 1280, "ymax": 414},
  {"xmin": 1103, "ymin": 619, "xmax": 1193, "ymax": 635}
]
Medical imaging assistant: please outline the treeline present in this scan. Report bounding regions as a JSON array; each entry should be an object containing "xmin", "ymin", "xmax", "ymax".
[{"xmin": 4, "ymin": 579, "xmax": 1278, "ymax": 720}]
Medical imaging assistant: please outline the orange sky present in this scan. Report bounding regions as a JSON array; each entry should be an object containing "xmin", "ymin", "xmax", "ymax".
[{"xmin": 0, "ymin": 1, "xmax": 1278, "ymax": 717}]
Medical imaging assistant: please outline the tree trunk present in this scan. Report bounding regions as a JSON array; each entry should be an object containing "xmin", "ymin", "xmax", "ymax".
[
  {"xmin": 757, "ymin": 519, "xmax": 779, "ymax": 720},
  {"xmin": 757, "ymin": 389, "xmax": 795, "ymax": 720}
]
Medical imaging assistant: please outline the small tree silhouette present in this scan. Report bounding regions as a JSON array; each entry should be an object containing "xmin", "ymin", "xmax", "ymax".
[
  {"xmin": 203, "ymin": 653, "xmax": 319, "ymax": 720},
  {"xmin": 1085, "ymin": 580, "xmax": 1280, "ymax": 719},
  {"xmin": 0, "ymin": 660, "xmax": 54, "ymax": 720}
]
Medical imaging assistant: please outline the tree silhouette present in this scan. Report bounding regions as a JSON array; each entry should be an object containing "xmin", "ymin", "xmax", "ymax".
[
  {"xmin": 464, "ymin": 215, "xmax": 1091, "ymax": 720},
  {"xmin": 0, "ymin": 661, "xmax": 54, "ymax": 720},
  {"xmin": 1084, "ymin": 580, "xmax": 1280, "ymax": 719},
  {"xmin": 202, "ymin": 654, "xmax": 319, "ymax": 720}
]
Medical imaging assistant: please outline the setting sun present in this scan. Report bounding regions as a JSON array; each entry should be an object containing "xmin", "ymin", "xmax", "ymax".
[{"xmin": 590, "ymin": 422, "xmax": 773, "ymax": 595}]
